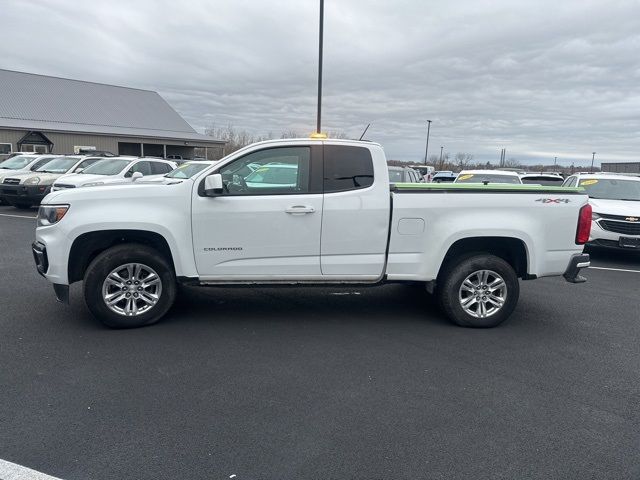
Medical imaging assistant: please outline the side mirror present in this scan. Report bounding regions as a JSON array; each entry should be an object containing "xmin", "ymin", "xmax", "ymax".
[
  {"xmin": 204, "ymin": 174, "xmax": 224, "ymax": 196},
  {"xmin": 75, "ymin": 168, "xmax": 84, "ymax": 174},
  {"xmin": 131, "ymin": 171, "xmax": 144, "ymax": 182}
]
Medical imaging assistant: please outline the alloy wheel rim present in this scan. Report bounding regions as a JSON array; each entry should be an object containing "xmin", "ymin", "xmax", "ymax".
[
  {"xmin": 101, "ymin": 263, "xmax": 162, "ymax": 316},
  {"xmin": 458, "ymin": 269, "xmax": 507, "ymax": 319}
]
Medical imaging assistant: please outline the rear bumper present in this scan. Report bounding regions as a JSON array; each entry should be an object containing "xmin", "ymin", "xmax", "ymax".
[{"xmin": 563, "ymin": 253, "xmax": 590, "ymax": 284}]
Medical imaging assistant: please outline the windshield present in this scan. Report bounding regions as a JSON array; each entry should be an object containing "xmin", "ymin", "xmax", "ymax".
[
  {"xmin": 579, "ymin": 178, "xmax": 640, "ymax": 201},
  {"xmin": 35, "ymin": 157, "xmax": 79, "ymax": 173},
  {"xmin": 82, "ymin": 159, "xmax": 131, "ymax": 175},
  {"xmin": 166, "ymin": 163, "xmax": 210, "ymax": 179},
  {"xmin": 388, "ymin": 169, "xmax": 404, "ymax": 182},
  {"xmin": 456, "ymin": 173, "xmax": 522, "ymax": 184},
  {"xmin": 0, "ymin": 155, "xmax": 36, "ymax": 170},
  {"xmin": 521, "ymin": 176, "xmax": 565, "ymax": 186}
]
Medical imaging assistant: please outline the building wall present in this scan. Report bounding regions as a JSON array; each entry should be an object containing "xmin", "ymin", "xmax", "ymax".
[
  {"xmin": 0, "ymin": 129, "xmax": 224, "ymax": 159},
  {"xmin": 601, "ymin": 162, "xmax": 640, "ymax": 174}
]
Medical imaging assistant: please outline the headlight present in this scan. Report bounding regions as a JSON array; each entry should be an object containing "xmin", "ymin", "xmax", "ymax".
[
  {"xmin": 37, "ymin": 204, "xmax": 70, "ymax": 227},
  {"xmin": 82, "ymin": 181, "xmax": 104, "ymax": 187},
  {"xmin": 25, "ymin": 176, "xmax": 41, "ymax": 185}
]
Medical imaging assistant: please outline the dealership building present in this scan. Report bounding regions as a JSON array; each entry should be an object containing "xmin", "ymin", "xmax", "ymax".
[
  {"xmin": 600, "ymin": 162, "xmax": 640, "ymax": 174},
  {"xmin": 0, "ymin": 69, "xmax": 224, "ymax": 159}
]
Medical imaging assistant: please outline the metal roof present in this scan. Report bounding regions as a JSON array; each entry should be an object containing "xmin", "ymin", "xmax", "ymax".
[{"xmin": 0, "ymin": 69, "xmax": 222, "ymax": 144}]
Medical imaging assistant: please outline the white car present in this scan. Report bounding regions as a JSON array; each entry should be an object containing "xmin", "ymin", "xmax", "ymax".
[
  {"xmin": 1, "ymin": 156, "xmax": 103, "ymax": 208},
  {"xmin": 454, "ymin": 170, "xmax": 523, "ymax": 185},
  {"xmin": 51, "ymin": 157, "xmax": 177, "ymax": 191},
  {"xmin": 110, "ymin": 161, "xmax": 219, "ymax": 186},
  {"xmin": 562, "ymin": 173, "xmax": 640, "ymax": 250},
  {"xmin": 34, "ymin": 138, "xmax": 591, "ymax": 330},
  {"xmin": 0, "ymin": 154, "xmax": 59, "ymax": 203},
  {"xmin": 519, "ymin": 173, "xmax": 565, "ymax": 187}
]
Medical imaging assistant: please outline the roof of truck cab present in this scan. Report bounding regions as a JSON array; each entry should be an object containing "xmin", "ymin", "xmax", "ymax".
[{"xmin": 247, "ymin": 138, "xmax": 383, "ymax": 148}]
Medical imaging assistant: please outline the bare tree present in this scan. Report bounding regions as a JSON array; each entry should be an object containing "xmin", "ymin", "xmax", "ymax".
[
  {"xmin": 280, "ymin": 129, "xmax": 300, "ymax": 139},
  {"xmin": 455, "ymin": 152, "xmax": 474, "ymax": 170},
  {"xmin": 205, "ymin": 124, "xmax": 270, "ymax": 155},
  {"xmin": 428, "ymin": 154, "xmax": 440, "ymax": 166},
  {"xmin": 437, "ymin": 152, "xmax": 450, "ymax": 170},
  {"xmin": 503, "ymin": 157, "xmax": 522, "ymax": 168}
]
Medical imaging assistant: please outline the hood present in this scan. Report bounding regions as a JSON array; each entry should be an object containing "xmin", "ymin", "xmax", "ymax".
[
  {"xmin": 43, "ymin": 179, "xmax": 192, "ymax": 204},
  {"xmin": 1, "ymin": 171, "xmax": 65, "ymax": 185},
  {"xmin": 0, "ymin": 168, "xmax": 29, "ymax": 181},
  {"xmin": 53, "ymin": 173, "xmax": 110, "ymax": 187},
  {"xmin": 590, "ymin": 198, "xmax": 640, "ymax": 216}
]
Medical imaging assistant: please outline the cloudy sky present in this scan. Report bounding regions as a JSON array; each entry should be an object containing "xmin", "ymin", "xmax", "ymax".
[{"xmin": 2, "ymin": 0, "xmax": 640, "ymax": 165}]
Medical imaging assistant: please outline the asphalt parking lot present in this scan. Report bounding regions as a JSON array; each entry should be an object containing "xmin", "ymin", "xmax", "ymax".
[{"xmin": 1, "ymin": 205, "xmax": 639, "ymax": 480}]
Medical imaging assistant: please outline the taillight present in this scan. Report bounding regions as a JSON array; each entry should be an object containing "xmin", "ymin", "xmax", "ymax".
[{"xmin": 575, "ymin": 203, "xmax": 592, "ymax": 245}]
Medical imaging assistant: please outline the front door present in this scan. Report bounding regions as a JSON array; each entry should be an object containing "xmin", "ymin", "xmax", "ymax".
[{"xmin": 192, "ymin": 145, "xmax": 324, "ymax": 280}]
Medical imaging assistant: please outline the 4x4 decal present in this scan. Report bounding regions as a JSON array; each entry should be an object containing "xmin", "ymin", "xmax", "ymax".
[{"xmin": 535, "ymin": 198, "xmax": 570, "ymax": 204}]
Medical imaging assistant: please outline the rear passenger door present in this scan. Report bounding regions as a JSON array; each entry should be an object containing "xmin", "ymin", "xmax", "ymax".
[{"xmin": 320, "ymin": 145, "xmax": 391, "ymax": 278}]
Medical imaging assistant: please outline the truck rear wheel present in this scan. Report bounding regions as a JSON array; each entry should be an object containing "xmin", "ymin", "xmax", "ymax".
[
  {"xmin": 438, "ymin": 254, "xmax": 519, "ymax": 328},
  {"xmin": 83, "ymin": 244, "xmax": 176, "ymax": 328}
]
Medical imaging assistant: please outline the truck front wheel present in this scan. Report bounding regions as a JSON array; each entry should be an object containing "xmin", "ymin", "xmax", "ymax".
[
  {"xmin": 83, "ymin": 244, "xmax": 177, "ymax": 328},
  {"xmin": 438, "ymin": 254, "xmax": 519, "ymax": 328}
]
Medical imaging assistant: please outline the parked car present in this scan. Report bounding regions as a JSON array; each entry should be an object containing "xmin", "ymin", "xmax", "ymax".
[
  {"xmin": 388, "ymin": 166, "xmax": 422, "ymax": 183},
  {"xmin": 0, "ymin": 154, "xmax": 59, "ymax": 204},
  {"xmin": 432, "ymin": 171, "xmax": 457, "ymax": 183},
  {"xmin": 454, "ymin": 170, "xmax": 523, "ymax": 185},
  {"xmin": 411, "ymin": 165, "xmax": 435, "ymax": 182},
  {"xmin": 0, "ymin": 156, "xmax": 102, "ymax": 208},
  {"xmin": 51, "ymin": 157, "xmax": 177, "ymax": 191},
  {"xmin": 103, "ymin": 161, "xmax": 219, "ymax": 186},
  {"xmin": 562, "ymin": 173, "xmax": 640, "ymax": 249},
  {"xmin": 76, "ymin": 149, "xmax": 116, "ymax": 157},
  {"xmin": 34, "ymin": 138, "xmax": 590, "ymax": 329},
  {"xmin": 519, "ymin": 173, "xmax": 565, "ymax": 186}
]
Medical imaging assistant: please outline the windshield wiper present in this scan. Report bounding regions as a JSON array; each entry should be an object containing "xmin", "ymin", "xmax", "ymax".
[{"xmin": 618, "ymin": 198, "xmax": 640, "ymax": 202}]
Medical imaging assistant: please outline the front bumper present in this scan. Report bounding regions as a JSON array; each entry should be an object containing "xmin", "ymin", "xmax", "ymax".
[
  {"xmin": 32, "ymin": 241, "xmax": 48, "ymax": 276},
  {"xmin": 0, "ymin": 184, "xmax": 50, "ymax": 205},
  {"xmin": 32, "ymin": 241, "xmax": 69, "ymax": 303},
  {"xmin": 563, "ymin": 253, "xmax": 590, "ymax": 284},
  {"xmin": 589, "ymin": 220, "xmax": 640, "ymax": 249}
]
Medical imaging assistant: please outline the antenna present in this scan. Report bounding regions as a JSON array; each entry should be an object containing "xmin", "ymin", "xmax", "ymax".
[{"xmin": 358, "ymin": 123, "xmax": 371, "ymax": 141}]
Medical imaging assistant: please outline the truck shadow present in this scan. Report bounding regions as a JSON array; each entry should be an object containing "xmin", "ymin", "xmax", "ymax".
[{"xmin": 165, "ymin": 283, "xmax": 452, "ymax": 328}]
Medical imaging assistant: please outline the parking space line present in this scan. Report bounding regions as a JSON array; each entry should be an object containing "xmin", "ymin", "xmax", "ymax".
[
  {"xmin": 0, "ymin": 213, "xmax": 36, "ymax": 219},
  {"xmin": 0, "ymin": 458, "xmax": 64, "ymax": 480},
  {"xmin": 589, "ymin": 266, "xmax": 640, "ymax": 274}
]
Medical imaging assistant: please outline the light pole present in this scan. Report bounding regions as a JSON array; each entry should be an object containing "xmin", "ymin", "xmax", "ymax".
[
  {"xmin": 554, "ymin": 156, "xmax": 557, "ymax": 172},
  {"xmin": 591, "ymin": 152, "xmax": 596, "ymax": 172},
  {"xmin": 316, "ymin": 0, "xmax": 324, "ymax": 135},
  {"xmin": 439, "ymin": 146, "xmax": 444, "ymax": 167},
  {"xmin": 424, "ymin": 120, "xmax": 432, "ymax": 165}
]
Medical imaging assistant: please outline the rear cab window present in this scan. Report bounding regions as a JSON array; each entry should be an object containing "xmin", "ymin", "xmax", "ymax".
[{"xmin": 323, "ymin": 145, "xmax": 374, "ymax": 193}]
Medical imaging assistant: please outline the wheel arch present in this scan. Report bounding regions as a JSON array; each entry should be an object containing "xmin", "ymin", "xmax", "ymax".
[
  {"xmin": 438, "ymin": 236, "xmax": 530, "ymax": 279},
  {"xmin": 68, "ymin": 229, "xmax": 176, "ymax": 284}
]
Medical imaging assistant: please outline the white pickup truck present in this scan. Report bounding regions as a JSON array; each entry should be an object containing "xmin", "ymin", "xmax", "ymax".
[{"xmin": 33, "ymin": 138, "xmax": 592, "ymax": 329}]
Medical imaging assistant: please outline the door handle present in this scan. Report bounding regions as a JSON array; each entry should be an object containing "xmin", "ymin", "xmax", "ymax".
[{"xmin": 285, "ymin": 205, "xmax": 316, "ymax": 214}]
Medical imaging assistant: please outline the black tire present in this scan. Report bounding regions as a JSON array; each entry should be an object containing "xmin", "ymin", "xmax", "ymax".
[
  {"xmin": 437, "ymin": 254, "xmax": 519, "ymax": 328},
  {"xmin": 83, "ymin": 243, "xmax": 177, "ymax": 328}
]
